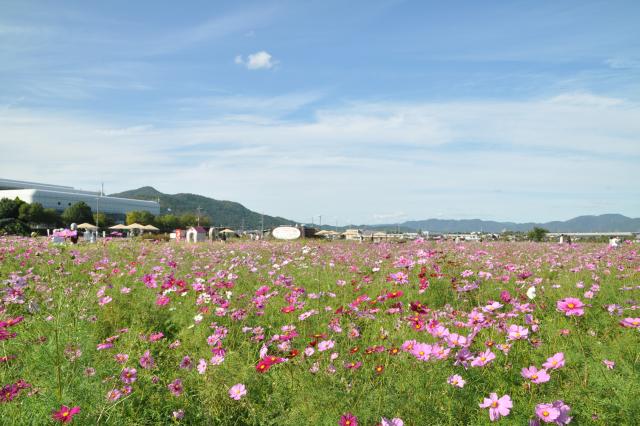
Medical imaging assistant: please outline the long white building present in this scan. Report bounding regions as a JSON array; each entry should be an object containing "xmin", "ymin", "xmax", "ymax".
[{"xmin": 0, "ymin": 178, "xmax": 159, "ymax": 221}]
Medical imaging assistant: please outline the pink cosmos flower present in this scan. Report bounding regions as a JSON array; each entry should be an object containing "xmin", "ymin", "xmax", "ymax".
[
  {"xmin": 447, "ymin": 374, "xmax": 466, "ymax": 388},
  {"xmin": 179, "ymin": 356, "xmax": 192, "ymax": 370},
  {"xmin": 507, "ymin": 324, "xmax": 529, "ymax": 341},
  {"xmin": 535, "ymin": 403, "xmax": 560, "ymax": 423},
  {"xmin": 52, "ymin": 405, "xmax": 80, "ymax": 423},
  {"xmin": 106, "ymin": 389, "xmax": 122, "ymax": 402},
  {"xmin": 114, "ymin": 353, "xmax": 129, "ymax": 364},
  {"xmin": 339, "ymin": 413, "xmax": 358, "ymax": 426},
  {"xmin": 603, "ymin": 359, "xmax": 615, "ymax": 369},
  {"xmin": 229, "ymin": 383, "xmax": 247, "ymax": 400},
  {"xmin": 197, "ymin": 358, "xmax": 207, "ymax": 374},
  {"xmin": 412, "ymin": 343, "xmax": 433, "ymax": 361},
  {"xmin": 620, "ymin": 317, "xmax": 640, "ymax": 328},
  {"xmin": 556, "ymin": 298, "xmax": 585, "ymax": 316},
  {"xmin": 317, "ymin": 340, "xmax": 335, "ymax": 352},
  {"xmin": 380, "ymin": 417, "xmax": 404, "ymax": 426},
  {"xmin": 479, "ymin": 393, "xmax": 512, "ymax": 421},
  {"xmin": 534, "ymin": 400, "xmax": 572, "ymax": 425},
  {"xmin": 156, "ymin": 295, "xmax": 170, "ymax": 306},
  {"xmin": 168, "ymin": 378, "xmax": 183, "ymax": 396},
  {"xmin": 120, "ymin": 367, "xmax": 137, "ymax": 384},
  {"xmin": 139, "ymin": 350, "xmax": 155, "ymax": 369},
  {"xmin": 542, "ymin": 353, "xmax": 565, "ymax": 370},
  {"xmin": 521, "ymin": 366, "xmax": 551, "ymax": 384},
  {"xmin": 471, "ymin": 349, "xmax": 496, "ymax": 367}
]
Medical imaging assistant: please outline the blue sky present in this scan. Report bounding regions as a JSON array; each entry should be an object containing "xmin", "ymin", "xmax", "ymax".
[{"xmin": 1, "ymin": 0, "xmax": 639, "ymax": 224}]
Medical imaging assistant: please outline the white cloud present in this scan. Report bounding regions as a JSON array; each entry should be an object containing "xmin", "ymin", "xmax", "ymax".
[
  {"xmin": 0, "ymin": 91, "xmax": 638, "ymax": 223},
  {"xmin": 235, "ymin": 51, "xmax": 277, "ymax": 70}
]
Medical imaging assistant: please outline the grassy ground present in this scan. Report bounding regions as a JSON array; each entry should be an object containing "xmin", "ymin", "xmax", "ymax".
[{"xmin": 0, "ymin": 237, "xmax": 639, "ymax": 425}]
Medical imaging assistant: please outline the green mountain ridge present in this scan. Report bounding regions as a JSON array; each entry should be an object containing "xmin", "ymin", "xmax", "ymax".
[{"xmin": 110, "ymin": 187, "xmax": 295, "ymax": 230}]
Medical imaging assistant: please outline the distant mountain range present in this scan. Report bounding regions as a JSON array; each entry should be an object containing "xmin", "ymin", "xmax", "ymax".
[
  {"xmin": 392, "ymin": 214, "xmax": 640, "ymax": 233},
  {"xmin": 110, "ymin": 187, "xmax": 294, "ymax": 229},
  {"xmin": 112, "ymin": 187, "xmax": 639, "ymax": 233}
]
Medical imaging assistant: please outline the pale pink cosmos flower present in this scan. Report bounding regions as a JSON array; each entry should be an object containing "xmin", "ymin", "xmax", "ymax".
[
  {"xmin": 521, "ymin": 366, "xmax": 550, "ymax": 384},
  {"xmin": 317, "ymin": 340, "xmax": 335, "ymax": 352},
  {"xmin": 447, "ymin": 374, "xmax": 466, "ymax": 388},
  {"xmin": 542, "ymin": 353, "xmax": 565, "ymax": 370},
  {"xmin": 507, "ymin": 324, "xmax": 529, "ymax": 341},
  {"xmin": 556, "ymin": 298, "xmax": 585, "ymax": 316},
  {"xmin": 380, "ymin": 417, "xmax": 404, "ymax": 426},
  {"xmin": 471, "ymin": 349, "xmax": 496, "ymax": 367},
  {"xmin": 197, "ymin": 358, "xmax": 207, "ymax": 374},
  {"xmin": 479, "ymin": 393, "xmax": 512, "ymax": 421},
  {"xmin": 603, "ymin": 359, "xmax": 615, "ymax": 369},
  {"xmin": 535, "ymin": 403, "xmax": 560, "ymax": 423},
  {"xmin": 106, "ymin": 388, "xmax": 122, "ymax": 401},
  {"xmin": 229, "ymin": 383, "xmax": 247, "ymax": 400}
]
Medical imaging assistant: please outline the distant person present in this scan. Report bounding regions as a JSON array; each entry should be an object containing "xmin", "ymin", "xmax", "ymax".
[{"xmin": 221, "ymin": 233, "xmax": 227, "ymax": 243}]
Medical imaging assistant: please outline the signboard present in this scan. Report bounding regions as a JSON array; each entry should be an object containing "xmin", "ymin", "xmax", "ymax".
[{"xmin": 272, "ymin": 226, "xmax": 301, "ymax": 240}]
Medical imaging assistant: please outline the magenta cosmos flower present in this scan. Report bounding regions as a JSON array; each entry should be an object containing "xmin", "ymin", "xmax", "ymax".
[
  {"xmin": 556, "ymin": 298, "xmax": 585, "ymax": 316},
  {"xmin": 139, "ymin": 350, "xmax": 155, "ymax": 369},
  {"xmin": 229, "ymin": 383, "xmax": 247, "ymax": 400},
  {"xmin": 168, "ymin": 379, "xmax": 183, "ymax": 397},
  {"xmin": 52, "ymin": 405, "xmax": 80, "ymax": 423},
  {"xmin": 479, "ymin": 393, "xmax": 512, "ymax": 421},
  {"xmin": 542, "ymin": 353, "xmax": 565, "ymax": 370},
  {"xmin": 339, "ymin": 413, "xmax": 358, "ymax": 426}
]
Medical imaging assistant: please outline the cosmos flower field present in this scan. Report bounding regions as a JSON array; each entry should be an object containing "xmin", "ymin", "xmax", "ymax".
[{"xmin": 1, "ymin": 237, "xmax": 639, "ymax": 425}]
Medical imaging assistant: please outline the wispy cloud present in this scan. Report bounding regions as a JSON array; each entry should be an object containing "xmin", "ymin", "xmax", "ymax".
[{"xmin": 149, "ymin": 7, "xmax": 277, "ymax": 55}]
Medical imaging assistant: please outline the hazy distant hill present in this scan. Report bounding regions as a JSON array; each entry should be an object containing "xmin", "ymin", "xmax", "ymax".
[
  {"xmin": 112, "ymin": 187, "xmax": 639, "ymax": 233},
  {"xmin": 110, "ymin": 187, "xmax": 294, "ymax": 229},
  {"xmin": 398, "ymin": 214, "xmax": 640, "ymax": 233}
]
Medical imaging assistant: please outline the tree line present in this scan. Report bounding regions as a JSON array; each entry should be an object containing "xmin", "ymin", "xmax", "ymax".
[{"xmin": 0, "ymin": 197, "xmax": 211, "ymax": 236}]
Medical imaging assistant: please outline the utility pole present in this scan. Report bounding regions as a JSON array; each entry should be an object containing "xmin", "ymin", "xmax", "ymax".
[
  {"xmin": 196, "ymin": 206, "xmax": 202, "ymax": 226},
  {"xmin": 319, "ymin": 215, "xmax": 322, "ymax": 228}
]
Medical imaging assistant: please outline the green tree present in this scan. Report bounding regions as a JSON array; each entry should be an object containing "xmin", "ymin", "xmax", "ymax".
[
  {"xmin": 0, "ymin": 197, "xmax": 26, "ymax": 219},
  {"xmin": 93, "ymin": 212, "xmax": 114, "ymax": 228},
  {"xmin": 125, "ymin": 210, "xmax": 156, "ymax": 226},
  {"xmin": 178, "ymin": 213, "xmax": 211, "ymax": 228},
  {"xmin": 43, "ymin": 208, "xmax": 62, "ymax": 227},
  {"xmin": 0, "ymin": 218, "xmax": 31, "ymax": 236},
  {"xmin": 18, "ymin": 202, "xmax": 47, "ymax": 226},
  {"xmin": 156, "ymin": 214, "xmax": 180, "ymax": 231},
  {"xmin": 61, "ymin": 202, "xmax": 93, "ymax": 226},
  {"xmin": 527, "ymin": 227, "xmax": 548, "ymax": 242}
]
